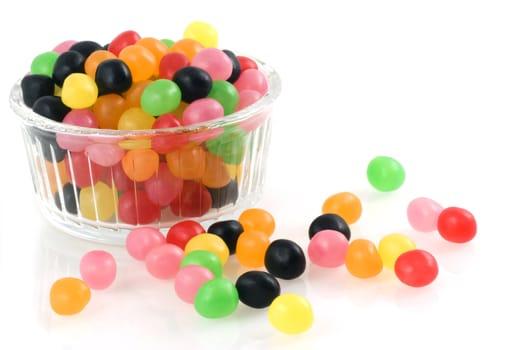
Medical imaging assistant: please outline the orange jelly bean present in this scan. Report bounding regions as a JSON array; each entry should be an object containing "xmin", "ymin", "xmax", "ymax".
[
  {"xmin": 84, "ymin": 50, "xmax": 117, "ymax": 79},
  {"xmin": 135, "ymin": 37, "xmax": 168, "ymax": 76},
  {"xmin": 238, "ymin": 208, "xmax": 276, "ymax": 237},
  {"xmin": 121, "ymin": 149, "xmax": 159, "ymax": 181},
  {"xmin": 345, "ymin": 239, "xmax": 383, "ymax": 278},
  {"xmin": 166, "ymin": 145, "xmax": 206, "ymax": 180},
  {"xmin": 124, "ymin": 80, "xmax": 153, "ymax": 108},
  {"xmin": 93, "ymin": 94, "xmax": 128, "ymax": 129},
  {"xmin": 119, "ymin": 45, "xmax": 157, "ymax": 82},
  {"xmin": 202, "ymin": 152, "xmax": 230, "ymax": 188},
  {"xmin": 49, "ymin": 277, "xmax": 91, "ymax": 315},
  {"xmin": 169, "ymin": 38, "xmax": 204, "ymax": 60},
  {"xmin": 235, "ymin": 230, "xmax": 270, "ymax": 268},
  {"xmin": 322, "ymin": 192, "xmax": 362, "ymax": 225}
]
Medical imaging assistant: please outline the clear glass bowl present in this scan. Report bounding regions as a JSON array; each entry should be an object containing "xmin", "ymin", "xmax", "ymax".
[{"xmin": 9, "ymin": 58, "xmax": 281, "ymax": 244}]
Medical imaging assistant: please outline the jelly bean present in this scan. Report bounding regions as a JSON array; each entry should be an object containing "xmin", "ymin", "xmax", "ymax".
[
  {"xmin": 119, "ymin": 44, "xmax": 156, "ymax": 82},
  {"xmin": 366, "ymin": 156, "xmax": 406, "ymax": 192},
  {"xmin": 237, "ymin": 55, "xmax": 258, "ymax": 72},
  {"xmin": 144, "ymin": 163, "xmax": 182, "ymax": 206},
  {"xmin": 182, "ymin": 98, "xmax": 224, "ymax": 126},
  {"xmin": 124, "ymin": 80, "xmax": 153, "ymax": 107},
  {"xmin": 169, "ymin": 38, "xmax": 204, "ymax": 61},
  {"xmin": 95, "ymin": 58, "xmax": 133, "ymax": 95},
  {"xmin": 92, "ymin": 93, "xmax": 128, "ymax": 129},
  {"xmin": 207, "ymin": 80, "xmax": 239, "ymax": 115},
  {"xmin": 21, "ymin": 74, "xmax": 55, "ymax": 108},
  {"xmin": 183, "ymin": 21, "xmax": 218, "ymax": 48},
  {"xmin": 236, "ymin": 230, "xmax": 270, "ymax": 268},
  {"xmin": 161, "ymin": 38, "xmax": 174, "ymax": 48},
  {"xmin": 49, "ymin": 277, "xmax": 91, "ymax": 315},
  {"xmin": 106, "ymin": 162, "xmax": 134, "ymax": 192},
  {"xmin": 407, "ymin": 197, "xmax": 444, "ymax": 233},
  {"xmin": 223, "ymin": 50, "xmax": 241, "ymax": 83},
  {"xmin": 54, "ymin": 183, "xmax": 80, "ymax": 214},
  {"xmin": 108, "ymin": 30, "xmax": 141, "ymax": 56},
  {"xmin": 30, "ymin": 128, "xmax": 67, "ymax": 162},
  {"xmin": 173, "ymin": 66, "xmax": 213, "ymax": 103},
  {"xmin": 31, "ymin": 51, "xmax": 59, "ymax": 77},
  {"xmin": 56, "ymin": 109, "xmax": 98, "ymax": 151},
  {"xmin": 135, "ymin": 37, "xmax": 168, "ymax": 75},
  {"xmin": 235, "ymin": 271, "xmax": 280, "ymax": 309},
  {"xmin": 322, "ymin": 192, "xmax": 362, "ymax": 225},
  {"xmin": 235, "ymin": 89, "xmax": 262, "ymax": 111},
  {"xmin": 53, "ymin": 40, "xmax": 76, "ymax": 54},
  {"xmin": 140, "ymin": 79, "xmax": 181, "ymax": 116},
  {"xmin": 118, "ymin": 107, "xmax": 156, "ymax": 130},
  {"xmin": 202, "ymin": 152, "xmax": 231, "ymax": 189},
  {"xmin": 70, "ymin": 40, "xmax": 103, "ymax": 60},
  {"xmin": 151, "ymin": 114, "xmax": 188, "ymax": 154},
  {"xmin": 79, "ymin": 250, "xmax": 117, "ymax": 290},
  {"xmin": 265, "ymin": 239, "xmax": 306, "ymax": 280},
  {"xmin": 308, "ymin": 213, "xmax": 351, "ymax": 240},
  {"xmin": 158, "ymin": 52, "xmax": 190, "ymax": 80},
  {"xmin": 32, "ymin": 95, "xmax": 71, "ymax": 122},
  {"xmin": 234, "ymin": 68, "xmax": 268, "ymax": 95},
  {"xmin": 208, "ymin": 180, "xmax": 239, "ymax": 208},
  {"xmin": 194, "ymin": 277, "xmax": 239, "ymax": 319},
  {"xmin": 378, "ymin": 233, "xmax": 416, "ymax": 269},
  {"xmin": 345, "ymin": 239, "xmax": 383, "ymax": 278},
  {"xmin": 52, "ymin": 50, "xmax": 85, "ymax": 86},
  {"xmin": 126, "ymin": 227, "xmax": 166, "ymax": 261},
  {"xmin": 61, "ymin": 73, "xmax": 98, "ymax": 109},
  {"xmin": 166, "ymin": 145, "xmax": 206, "ymax": 180},
  {"xmin": 191, "ymin": 48, "xmax": 233, "ymax": 81},
  {"xmin": 238, "ymin": 208, "xmax": 275, "ymax": 237},
  {"xmin": 65, "ymin": 151, "xmax": 103, "ymax": 188},
  {"xmin": 79, "ymin": 181, "xmax": 117, "ymax": 221},
  {"xmin": 206, "ymin": 220, "xmax": 243, "ymax": 254},
  {"xmin": 185, "ymin": 234, "xmax": 229, "ymax": 265},
  {"xmin": 268, "ymin": 294, "xmax": 314, "ymax": 334},
  {"xmin": 121, "ymin": 148, "xmax": 159, "ymax": 181},
  {"xmin": 145, "ymin": 244, "xmax": 184, "ymax": 279},
  {"xmin": 180, "ymin": 250, "xmax": 222, "ymax": 277},
  {"xmin": 41, "ymin": 159, "xmax": 67, "ymax": 195},
  {"xmin": 84, "ymin": 50, "xmax": 117, "ymax": 79},
  {"xmin": 174, "ymin": 265, "xmax": 214, "ymax": 304},
  {"xmin": 118, "ymin": 189, "xmax": 161, "ymax": 225},
  {"xmin": 170, "ymin": 180, "xmax": 212, "ymax": 217},
  {"xmin": 395, "ymin": 249, "xmax": 438, "ymax": 287},
  {"xmin": 84, "ymin": 143, "xmax": 125, "ymax": 167},
  {"xmin": 307, "ymin": 229, "xmax": 349, "ymax": 268},
  {"xmin": 437, "ymin": 206, "xmax": 477, "ymax": 243},
  {"xmin": 205, "ymin": 125, "xmax": 246, "ymax": 165}
]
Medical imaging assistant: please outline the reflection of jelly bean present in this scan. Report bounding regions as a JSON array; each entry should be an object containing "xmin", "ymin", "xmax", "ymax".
[
  {"xmin": 234, "ymin": 68, "xmax": 268, "ymax": 95},
  {"xmin": 50, "ymin": 277, "xmax": 91, "ymax": 315},
  {"xmin": 121, "ymin": 149, "xmax": 159, "ymax": 182},
  {"xmin": 191, "ymin": 48, "xmax": 233, "ymax": 81},
  {"xmin": 307, "ymin": 229, "xmax": 349, "ymax": 268},
  {"xmin": 236, "ymin": 230, "xmax": 270, "ymax": 268},
  {"xmin": 174, "ymin": 265, "xmax": 214, "ymax": 304},
  {"xmin": 166, "ymin": 220, "xmax": 205, "ymax": 249},
  {"xmin": 119, "ymin": 45, "xmax": 156, "ymax": 82},
  {"xmin": 21, "ymin": 74, "xmax": 55, "ymax": 108},
  {"xmin": 183, "ymin": 21, "xmax": 218, "ymax": 48},
  {"xmin": 207, "ymin": 220, "xmax": 243, "ymax": 255},
  {"xmin": 31, "ymin": 51, "xmax": 59, "ymax": 77},
  {"xmin": 166, "ymin": 145, "xmax": 206, "ymax": 180},
  {"xmin": 84, "ymin": 50, "xmax": 117, "ymax": 79},
  {"xmin": 169, "ymin": 38, "xmax": 203, "ymax": 61},
  {"xmin": 126, "ymin": 227, "xmax": 166, "ymax": 261},
  {"xmin": 145, "ymin": 244, "xmax": 184, "ymax": 279},
  {"xmin": 268, "ymin": 294, "xmax": 314, "ymax": 334},
  {"xmin": 95, "ymin": 59, "xmax": 133, "ymax": 95},
  {"xmin": 203, "ymin": 152, "xmax": 231, "ymax": 189},
  {"xmin": 174, "ymin": 66, "xmax": 213, "ymax": 103},
  {"xmin": 395, "ymin": 249, "xmax": 438, "ymax": 287},
  {"xmin": 92, "ymin": 93, "xmax": 128, "ymax": 129},
  {"xmin": 308, "ymin": 213, "xmax": 351, "ymax": 240},
  {"xmin": 85, "ymin": 143, "xmax": 125, "ymax": 167},
  {"xmin": 54, "ymin": 183, "xmax": 80, "ymax": 214},
  {"xmin": 61, "ymin": 73, "xmax": 98, "ymax": 109},
  {"xmin": 170, "ymin": 180, "xmax": 212, "ymax": 217},
  {"xmin": 265, "ymin": 239, "xmax": 306, "ymax": 280},
  {"xmin": 180, "ymin": 250, "xmax": 222, "ymax": 278},
  {"xmin": 159, "ymin": 52, "xmax": 190, "ymax": 80},
  {"xmin": 367, "ymin": 156, "xmax": 406, "ymax": 192},
  {"xmin": 378, "ymin": 233, "xmax": 416, "ymax": 269},
  {"xmin": 194, "ymin": 277, "xmax": 239, "ymax": 319},
  {"xmin": 407, "ymin": 197, "xmax": 443, "ymax": 233},
  {"xmin": 322, "ymin": 192, "xmax": 362, "ymax": 225},
  {"xmin": 80, "ymin": 250, "xmax": 117, "ymax": 290},
  {"xmin": 118, "ymin": 190, "xmax": 161, "ymax": 225},
  {"xmin": 124, "ymin": 80, "xmax": 153, "ymax": 107},
  {"xmin": 79, "ymin": 181, "xmax": 117, "ymax": 221},
  {"xmin": 345, "ymin": 239, "xmax": 383, "ymax": 278},
  {"xmin": 238, "ymin": 208, "xmax": 275, "ymax": 237},
  {"xmin": 65, "ymin": 151, "xmax": 103, "ymax": 188},
  {"xmin": 108, "ymin": 30, "xmax": 141, "ymax": 56},
  {"xmin": 437, "ymin": 207, "xmax": 477, "ymax": 243},
  {"xmin": 207, "ymin": 80, "xmax": 239, "ymax": 115},
  {"xmin": 144, "ymin": 163, "xmax": 182, "ymax": 206},
  {"xmin": 140, "ymin": 79, "xmax": 181, "ymax": 116},
  {"xmin": 235, "ymin": 271, "xmax": 280, "ymax": 309},
  {"xmin": 185, "ymin": 234, "xmax": 229, "ymax": 265}
]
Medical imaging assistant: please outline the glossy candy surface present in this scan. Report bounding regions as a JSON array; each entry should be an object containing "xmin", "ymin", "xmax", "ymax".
[
  {"xmin": 268, "ymin": 294, "xmax": 314, "ymax": 334},
  {"xmin": 407, "ymin": 197, "xmax": 444, "ymax": 232},
  {"xmin": 166, "ymin": 220, "xmax": 205, "ymax": 249},
  {"xmin": 49, "ymin": 277, "xmax": 91, "ymax": 315},
  {"xmin": 235, "ymin": 271, "xmax": 280, "ymax": 309},
  {"xmin": 322, "ymin": 192, "xmax": 362, "ymax": 225},
  {"xmin": 395, "ymin": 249, "xmax": 438, "ymax": 287},
  {"xmin": 145, "ymin": 244, "xmax": 184, "ymax": 279},
  {"xmin": 437, "ymin": 207, "xmax": 477, "ymax": 243},
  {"xmin": 345, "ymin": 239, "xmax": 383, "ymax": 278},
  {"xmin": 206, "ymin": 220, "xmax": 243, "ymax": 254},
  {"xmin": 79, "ymin": 250, "xmax": 117, "ymax": 290},
  {"xmin": 235, "ymin": 230, "xmax": 270, "ymax": 268},
  {"xmin": 307, "ymin": 229, "xmax": 349, "ymax": 268},
  {"xmin": 184, "ymin": 234, "xmax": 230, "ymax": 265},
  {"xmin": 126, "ymin": 227, "xmax": 166, "ymax": 260},
  {"xmin": 367, "ymin": 156, "xmax": 406, "ymax": 192},
  {"xmin": 378, "ymin": 233, "xmax": 416, "ymax": 269},
  {"xmin": 238, "ymin": 208, "xmax": 275, "ymax": 237},
  {"xmin": 194, "ymin": 277, "xmax": 239, "ymax": 318},
  {"xmin": 174, "ymin": 265, "xmax": 214, "ymax": 303},
  {"xmin": 308, "ymin": 213, "xmax": 351, "ymax": 240},
  {"xmin": 180, "ymin": 250, "xmax": 223, "ymax": 277},
  {"xmin": 265, "ymin": 239, "xmax": 306, "ymax": 280}
]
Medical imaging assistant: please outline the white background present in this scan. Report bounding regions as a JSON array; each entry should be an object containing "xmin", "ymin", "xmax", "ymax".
[{"xmin": 1, "ymin": 1, "xmax": 523, "ymax": 349}]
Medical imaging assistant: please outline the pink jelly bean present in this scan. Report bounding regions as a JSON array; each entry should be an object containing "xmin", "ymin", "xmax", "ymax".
[
  {"xmin": 85, "ymin": 143, "xmax": 125, "ymax": 167},
  {"xmin": 53, "ymin": 40, "xmax": 77, "ymax": 53},
  {"xmin": 407, "ymin": 197, "xmax": 444, "ymax": 232},
  {"xmin": 79, "ymin": 250, "xmax": 117, "ymax": 290},
  {"xmin": 235, "ymin": 89, "xmax": 263, "ymax": 111},
  {"xmin": 144, "ymin": 163, "xmax": 183, "ymax": 206},
  {"xmin": 234, "ymin": 69, "xmax": 268, "ymax": 95},
  {"xmin": 191, "ymin": 48, "xmax": 233, "ymax": 81},
  {"xmin": 126, "ymin": 227, "xmax": 166, "ymax": 261},
  {"xmin": 104, "ymin": 162, "xmax": 135, "ymax": 192},
  {"xmin": 56, "ymin": 109, "xmax": 98, "ymax": 151},
  {"xmin": 307, "ymin": 229, "xmax": 349, "ymax": 268},
  {"xmin": 145, "ymin": 244, "xmax": 184, "ymax": 279},
  {"xmin": 182, "ymin": 98, "xmax": 224, "ymax": 126},
  {"xmin": 174, "ymin": 265, "xmax": 214, "ymax": 304}
]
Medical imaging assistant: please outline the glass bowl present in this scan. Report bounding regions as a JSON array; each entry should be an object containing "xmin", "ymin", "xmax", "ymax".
[{"xmin": 9, "ymin": 57, "xmax": 281, "ymax": 244}]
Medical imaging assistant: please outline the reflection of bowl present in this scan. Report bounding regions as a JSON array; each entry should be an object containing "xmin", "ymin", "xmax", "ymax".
[{"xmin": 9, "ymin": 58, "xmax": 281, "ymax": 244}]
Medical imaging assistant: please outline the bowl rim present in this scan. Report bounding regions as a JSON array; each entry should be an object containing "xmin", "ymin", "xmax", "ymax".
[{"xmin": 9, "ymin": 56, "xmax": 281, "ymax": 136}]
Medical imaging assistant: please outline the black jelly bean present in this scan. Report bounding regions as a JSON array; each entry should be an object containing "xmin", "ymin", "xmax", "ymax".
[
  {"xmin": 173, "ymin": 66, "xmax": 213, "ymax": 103},
  {"xmin": 54, "ymin": 183, "xmax": 80, "ymax": 214},
  {"xmin": 308, "ymin": 213, "xmax": 351, "ymax": 240},
  {"xmin": 264, "ymin": 239, "xmax": 306, "ymax": 280},
  {"xmin": 29, "ymin": 128, "xmax": 66, "ymax": 162},
  {"xmin": 21, "ymin": 74, "xmax": 55, "ymax": 108},
  {"xmin": 223, "ymin": 49, "xmax": 241, "ymax": 84},
  {"xmin": 95, "ymin": 58, "xmax": 133, "ymax": 95},
  {"xmin": 207, "ymin": 180, "xmax": 239, "ymax": 209},
  {"xmin": 32, "ymin": 95, "xmax": 71, "ymax": 122},
  {"xmin": 52, "ymin": 50, "xmax": 85, "ymax": 87},
  {"xmin": 235, "ymin": 271, "xmax": 281, "ymax": 309},
  {"xmin": 207, "ymin": 220, "xmax": 243, "ymax": 254},
  {"xmin": 69, "ymin": 40, "xmax": 103, "ymax": 60}
]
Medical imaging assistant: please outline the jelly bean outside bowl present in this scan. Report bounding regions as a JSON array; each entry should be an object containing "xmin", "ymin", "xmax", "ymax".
[{"xmin": 9, "ymin": 56, "xmax": 281, "ymax": 245}]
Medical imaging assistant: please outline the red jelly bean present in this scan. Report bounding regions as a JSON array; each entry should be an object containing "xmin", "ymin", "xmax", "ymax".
[
  {"xmin": 118, "ymin": 190, "xmax": 160, "ymax": 225},
  {"xmin": 437, "ymin": 207, "xmax": 477, "ymax": 243},
  {"xmin": 170, "ymin": 180, "xmax": 212, "ymax": 217},
  {"xmin": 108, "ymin": 30, "xmax": 141, "ymax": 56},
  {"xmin": 159, "ymin": 52, "xmax": 190, "ymax": 80},
  {"xmin": 237, "ymin": 56, "xmax": 258, "ymax": 72},
  {"xmin": 394, "ymin": 249, "xmax": 438, "ymax": 287},
  {"xmin": 65, "ymin": 151, "xmax": 103, "ymax": 188},
  {"xmin": 166, "ymin": 220, "xmax": 205, "ymax": 249}
]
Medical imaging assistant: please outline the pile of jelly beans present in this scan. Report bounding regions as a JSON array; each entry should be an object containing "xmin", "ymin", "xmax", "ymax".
[{"xmin": 23, "ymin": 21, "xmax": 271, "ymax": 225}]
